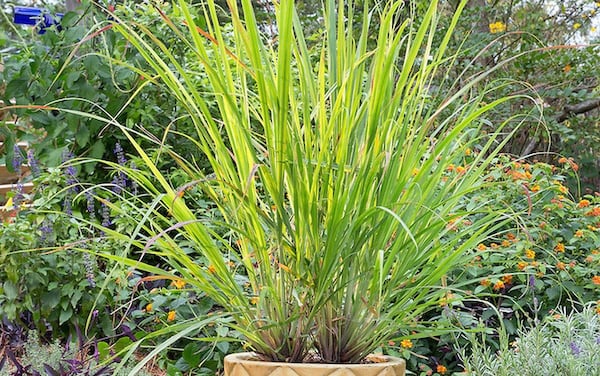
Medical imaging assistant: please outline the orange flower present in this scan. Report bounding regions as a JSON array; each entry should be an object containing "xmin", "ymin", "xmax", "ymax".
[
  {"xmin": 531, "ymin": 184, "xmax": 541, "ymax": 192},
  {"xmin": 480, "ymin": 278, "xmax": 491, "ymax": 287},
  {"xmin": 145, "ymin": 303, "xmax": 153, "ymax": 312},
  {"xmin": 493, "ymin": 280, "xmax": 505, "ymax": 291},
  {"xmin": 563, "ymin": 64, "xmax": 572, "ymax": 73},
  {"xmin": 436, "ymin": 364, "xmax": 448, "ymax": 375},
  {"xmin": 456, "ymin": 166, "xmax": 466, "ymax": 175},
  {"xmin": 250, "ymin": 296, "xmax": 260, "ymax": 305},
  {"xmin": 585, "ymin": 256, "xmax": 594, "ymax": 263},
  {"xmin": 558, "ymin": 157, "xmax": 568, "ymax": 164},
  {"xmin": 517, "ymin": 261, "xmax": 528, "ymax": 270},
  {"xmin": 446, "ymin": 164, "xmax": 455, "ymax": 172},
  {"xmin": 491, "ymin": 243, "xmax": 499, "ymax": 249},
  {"xmin": 578, "ymin": 199, "xmax": 591, "ymax": 208},
  {"xmin": 167, "ymin": 310, "xmax": 176, "ymax": 322},
  {"xmin": 207, "ymin": 265, "xmax": 217, "ymax": 274},
  {"xmin": 554, "ymin": 243, "xmax": 565, "ymax": 253},
  {"xmin": 556, "ymin": 261, "xmax": 566, "ymax": 270},
  {"xmin": 575, "ymin": 230, "xmax": 584, "ymax": 238},
  {"xmin": 465, "ymin": 148, "xmax": 472, "ymax": 156},
  {"xmin": 477, "ymin": 243, "xmax": 487, "ymax": 251},
  {"xmin": 502, "ymin": 274, "xmax": 513, "ymax": 284},
  {"xmin": 400, "ymin": 339, "xmax": 413, "ymax": 349},
  {"xmin": 506, "ymin": 233, "xmax": 516, "ymax": 240},
  {"xmin": 501, "ymin": 240, "xmax": 511, "ymax": 247},
  {"xmin": 592, "ymin": 276, "xmax": 600, "ymax": 285},
  {"xmin": 570, "ymin": 161, "xmax": 579, "ymax": 172}
]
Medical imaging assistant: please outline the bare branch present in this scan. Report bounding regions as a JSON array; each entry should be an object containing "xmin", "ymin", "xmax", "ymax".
[{"xmin": 556, "ymin": 98, "xmax": 600, "ymax": 123}]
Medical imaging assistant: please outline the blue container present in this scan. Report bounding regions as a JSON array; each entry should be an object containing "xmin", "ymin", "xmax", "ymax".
[{"xmin": 13, "ymin": 7, "xmax": 63, "ymax": 34}]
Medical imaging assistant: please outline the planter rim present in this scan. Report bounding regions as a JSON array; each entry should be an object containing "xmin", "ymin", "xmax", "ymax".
[{"xmin": 224, "ymin": 352, "xmax": 406, "ymax": 369}]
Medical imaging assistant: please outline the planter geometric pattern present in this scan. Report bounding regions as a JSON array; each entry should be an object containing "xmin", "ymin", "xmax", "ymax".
[{"xmin": 225, "ymin": 353, "xmax": 406, "ymax": 376}]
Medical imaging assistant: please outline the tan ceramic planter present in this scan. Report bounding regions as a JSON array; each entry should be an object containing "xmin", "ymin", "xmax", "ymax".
[{"xmin": 224, "ymin": 352, "xmax": 406, "ymax": 376}]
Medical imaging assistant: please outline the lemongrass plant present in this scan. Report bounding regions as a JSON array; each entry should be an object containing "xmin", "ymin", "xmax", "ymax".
[{"xmin": 81, "ymin": 0, "xmax": 538, "ymax": 365}]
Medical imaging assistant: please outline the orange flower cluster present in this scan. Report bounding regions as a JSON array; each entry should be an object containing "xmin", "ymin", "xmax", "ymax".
[
  {"xmin": 525, "ymin": 249, "xmax": 536, "ymax": 259},
  {"xmin": 400, "ymin": 339, "xmax": 413, "ymax": 349},
  {"xmin": 558, "ymin": 157, "xmax": 579, "ymax": 171},
  {"xmin": 578, "ymin": 199, "xmax": 591, "ymax": 208},
  {"xmin": 502, "ymin": 274, "xmax": 513, "ymax": 284},
  {"xmin": 493, "ymin": 280, "xmax": 505, "ymax": 291},
  {"xmin": 436, "ymin": 365, "xmax": 447, "ymax": 375},
  {"xmin": 592, "ymin": 276, "xmax": 600, "ymax": 285},
  {"xmin": 585, "ymin": 207, "xmax": 600, "ymax": 217}
]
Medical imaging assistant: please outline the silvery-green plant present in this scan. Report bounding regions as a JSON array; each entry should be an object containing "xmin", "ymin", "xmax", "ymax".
[
  {"xmin": 65, "ymin": 0, "xmax": 540, "ymax": 366},
  {"xmin": 462, "ymin": 305, "xmax": 600, "ymax": 376}
]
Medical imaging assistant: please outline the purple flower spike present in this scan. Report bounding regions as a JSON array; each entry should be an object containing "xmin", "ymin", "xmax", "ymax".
[
  {"xmin": 101, "ymin": 202, "xmax": 111, "ymax": 228},
  {"xmin": 85, "ymin": 190, "xmax": 96, "ymax": 218},
  {"xmin": 12, "ymin": 144, "xmax": 23, "ymax": 174},
  {"xmin": 528, "ymin": 275, "xmax": 535, "ymax": 288},
  {"xmin": 114, "ymin": 142, "xmax": 127, "ymax": 166},
  {"xmin": 63, "ymin": 197, "xmax": 73, "ymax": 216},
  {"xmin": 569, "ymin": 341, "xmax": 581, "ymax": 356},
  {"xmin": 27, "ymin": 149, "xmax": 41, "ymax": 178}
]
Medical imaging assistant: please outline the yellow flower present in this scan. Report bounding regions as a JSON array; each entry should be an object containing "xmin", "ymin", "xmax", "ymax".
[
  {"xmin": 250, "ymin": 296, "xmax": 260, "ymax": 305},
  {"xmin": 167, "ymin": 310, "xmax": 176, "ymax": 322},
  {"xmin": 489, "ymin": 21, "xmax": 507, "ymax": 34},
  {"xmin": 400, "ymin": 339, "xmax": 413, "ymax": 349},
  {"xmin": 493, "ymin": 280, "xmax": 505, "ymax": 291},
  {"xmin": 563, "ymin": 64, "xmax": 572, "ymax": 73},
  {"xmin": 207, "ymin": 265, "xmax": 217, "ymax": 274},
  {"xmin": 558, "ymin": 184, "xmax": 568, "ymax": 194},
  {"xmin": 465, "ymin": 148, "xmax": 472, "ymax": 156},
  {"xmin": 517, "ymin": 261, "xmax": 528, "ymax": 270},
  {"xmin": 171, "ymin": 279, "xmax": 186, "ymax": 289},
  {"xmin": 573, "ymin": 22, "xmax": 581, "ymax": 30},
  {"xmin": 411, "ymin": 168, "xmax": 420, "ymax": 176},
  {"xmin": 502, "ymin": 274, "xmax": 513, "ymax": 284},
  {"xmin": 575, "ymin": 230, "xmax": 584, "ymax": 238},
  {"xmin": 525, "ymin": 249, "xmax": 536, "ymax": 259},
  {"xmin": 555, "ymin": 243, "xmax": 565, "ymax": 253},
  {"xmin": 501, "ymin": 240, "xmax": 511, "ymax": 247},
  {"xmin": 145, "ymin": 303, "xmax": 153, "ymax": 312},
  {"xmin": 592, "ymin": 27, "xmax": 597, "ymax": 33},
  {"xmin": 531, "ymin": 184, "xmax": 541, "ymax": 192}
]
